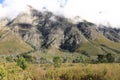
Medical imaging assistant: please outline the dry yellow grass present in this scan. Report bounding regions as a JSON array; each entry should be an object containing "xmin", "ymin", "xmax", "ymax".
[{"xmin": 0, "ymin": 63, "xmax": 120, "ymax": 80}]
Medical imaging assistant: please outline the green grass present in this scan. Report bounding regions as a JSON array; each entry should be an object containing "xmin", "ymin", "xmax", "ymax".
[
  {"xmin": 0, "ymin": 28, "xmax": 33, "ymax": 54},
  {"xmin": 76, "ymin": 34, "xmax": 120, "ymax": 56},
  {"xmin": 76, "ymin": 42, "xmax": 104, "ymax": 56},
  {"xmin": 0, "ymin": 40, "xmax": 33, "ymax": 54}
]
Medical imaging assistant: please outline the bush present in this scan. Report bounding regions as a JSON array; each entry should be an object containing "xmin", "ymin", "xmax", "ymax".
[
  {"xmin": 97, "ymin": 54, "xmax": 107, "ymax": 63},
  {"xmin": 17, "ymin": 57, "xmax": 28, "ymax": 70},
  {"xmin": 72, "ymin": 56, "xmax": 84, "ymax": 63},
  {"xmin": 106, "ymin": 53, "xmax": 115, "ymax": 63},
  {"xmin": 63, "ymin": 57, "xmax": 67, "ymax": 63},
  {"xmin": 97, "ymin": 53, "xmax": 115, "ymax": 63},
  {"xmin": 6, "ymin": 56, "xmax": 14, "ymax": 62},
  {"xmin": 0, "ymin": 65, "xmax": 7, "ymax": 80},
  {"xmin": 53, "ymin": 56, "xmax": 62, "ymax": 68},
  {"xmin": 20, "ymin": 54, "xmax": 34, "ymax": 63},
  {"xmin": 40, "ymin": 57, "xmax": 47, "ymax": 64}
]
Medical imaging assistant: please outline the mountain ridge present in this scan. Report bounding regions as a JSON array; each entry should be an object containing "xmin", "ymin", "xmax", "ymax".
[{"xmin": 0, "ymin": 7, "xmax": 120, "ymax": 57}]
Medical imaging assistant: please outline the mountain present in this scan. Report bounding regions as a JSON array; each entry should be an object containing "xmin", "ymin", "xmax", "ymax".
[
  {"xmin": 0, "ymin": 6, "xmax": 120, "ymax": 58},
  {"xmin": 98, "ymin": 25, "xmax": 120, "ymax": 42},
  {"xmin": 0, "ymin": 18, "xmax": 33, "ymax": 54}
]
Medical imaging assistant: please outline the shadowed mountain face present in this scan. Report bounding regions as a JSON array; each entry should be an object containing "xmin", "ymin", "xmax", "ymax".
[
  {"xmin": 0, "ymin": 7, "xmax": 120, "ymax": 56},
  {"xmin": 98, "ymin": 25, "xmax": 120, "ymax": 42}
]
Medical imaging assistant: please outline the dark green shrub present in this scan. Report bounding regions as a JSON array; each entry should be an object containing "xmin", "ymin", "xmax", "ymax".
[
  {"xmin": 21, "ymin": 54, "xmax": 33, "ymax": 62},
  {"xmin": 97, "ymin": 54, "xmax": 107, "ymax": 63},
  {"xmin": 53, "ymin": 56, "xmax": 62, "ymax": 68},
  {"xmin": 17, "ymin": 57, "xmax": 27, "ymax": 70},
  {"xmin": 97, "ymin": 53, "xmax": 115, "ymax": 63},
  {"xmin": 106, "ymin": 53, "xmax": 115, "ymax": 63},
  {"xmin": 72, "ymin": 56, "xmax": 84, "ymax": 63}
]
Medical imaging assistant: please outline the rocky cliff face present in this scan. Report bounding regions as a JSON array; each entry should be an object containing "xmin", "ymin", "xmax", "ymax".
[
  {"xmin": 60, "ymin": 26, "xmax": 88, "ymax": 52},
  {"xmin": 0, "ymin": 6, "xmax": 120, "ymax": 55},
  {"xmin": 99, "ymin": 25, "xmax": 120, "ymax": 42}
]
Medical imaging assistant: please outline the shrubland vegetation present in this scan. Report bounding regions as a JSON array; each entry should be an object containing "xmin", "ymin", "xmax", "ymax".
[
  {"xmin": 0, "ymin": 52, "xmax": 119, "ymax": 80},
  {"xmin": 16, "ymin": 57, "xmax": 28, "ymax": 70},
  {"xmin": 53, "ymin": 56, "xmax": 62, "ymax": 68},
  {"xmin": 0, "ymin": 62, "xmax": 120, "ymax": 80}
]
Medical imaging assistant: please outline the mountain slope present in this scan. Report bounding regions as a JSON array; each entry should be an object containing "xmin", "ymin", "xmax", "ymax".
[
  {"xmin": 0, "ymin": 19, "xmax": 33, "ymax": 54},
  {"xmin": 77, "ymin": 21, "xmax": 120, "ymax": 55},
  {"xmin": 0, "ymin": 7, "xmax": 120, "ymax": 57}
]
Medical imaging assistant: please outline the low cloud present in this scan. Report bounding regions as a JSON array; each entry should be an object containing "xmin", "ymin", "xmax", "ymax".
[{"xmin": 0, "ymin": 0, "xmax": 120, "ymax": 27}]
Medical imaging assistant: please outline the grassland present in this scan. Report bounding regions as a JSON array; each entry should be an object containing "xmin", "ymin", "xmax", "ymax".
[
  {"xmin": 0, "ymin": 27, "xmax": 33, "ymax": 54},
  {"xmin": 76, "ymin": 34, "xmax": 120, "ymax": 56},
  {"xmin": 0, "ymin": 62, "xmax": 120, "ymax": 80}
]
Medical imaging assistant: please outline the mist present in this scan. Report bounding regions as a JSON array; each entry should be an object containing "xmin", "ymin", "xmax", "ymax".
[{"xmin": 0, "ymin": 0, "xmax": 120, "ymax": 28}]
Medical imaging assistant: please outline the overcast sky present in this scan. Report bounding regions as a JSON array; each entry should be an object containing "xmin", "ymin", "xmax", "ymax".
[{"xmin": 0, "ymin": 0, "xmax": 120, "ymax": 27}]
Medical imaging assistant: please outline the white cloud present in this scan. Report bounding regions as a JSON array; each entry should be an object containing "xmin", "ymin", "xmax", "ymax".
[
  {"xmin": 0, "ymin": 0, "xmax": 120, "ymax": 27},
  {"xmin": 63, "ymin": 0, "xmax": 120, "ymax": 27}
]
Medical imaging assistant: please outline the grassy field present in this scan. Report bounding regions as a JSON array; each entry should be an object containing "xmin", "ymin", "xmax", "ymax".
[
  {"xmin": 0, "ymin": 63, "xmax": 120, "ymax": 80},
  {"xmin": 0, "ymin": 27, "xmax": 33, "ymax": 54}
]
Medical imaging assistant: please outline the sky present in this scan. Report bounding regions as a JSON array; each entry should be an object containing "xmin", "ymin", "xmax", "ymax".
[
  {"xmin": 0, "ymin": 0, "xmax": 120, "ymax": 28},
  {"xmin": 0, "ymin": 0, "xmax": 3, "ymax": 3}
]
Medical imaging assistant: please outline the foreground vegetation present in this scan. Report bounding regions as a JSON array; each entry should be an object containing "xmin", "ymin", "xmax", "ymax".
[
  {"xmin": 0, "ymin": 62, "xmax": 120, "ymax": 80},
  {"xmin": 0, "ymin": 53, "xmax": 119, "ymax": 80}
]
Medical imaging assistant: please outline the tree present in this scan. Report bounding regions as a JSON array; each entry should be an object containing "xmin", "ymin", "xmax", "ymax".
[
  {"xmin": 17, "ymin": 57, "xmax": 27, "ymax": 70},
  {"xmin": 97, "ymin": 54, "xmax": 107, "ymax": 63},
  {"xmin": 53, "ymin": 56, "xmax": 62, "ymax": 68},
  {"xmin": 106, "ymin": 53, "xmax": 115, "ymax": 63}
]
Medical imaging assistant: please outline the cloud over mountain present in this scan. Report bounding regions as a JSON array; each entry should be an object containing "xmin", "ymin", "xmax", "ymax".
[{"xmin": 0, "ymin": 0, "xmax": 120, "ymax": 27}]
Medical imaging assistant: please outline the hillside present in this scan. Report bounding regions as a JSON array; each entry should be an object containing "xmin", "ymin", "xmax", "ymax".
[
  {"xmin": 0, "ymin": 7, "xmax": 120, "ymax": 58},
  {"xmin": 0, "ymin": 19, "xmax": 33, "ymax": 54}
]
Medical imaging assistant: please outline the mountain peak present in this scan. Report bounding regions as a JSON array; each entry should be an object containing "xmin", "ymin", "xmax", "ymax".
[{"xmin": 0, "ymin": 7, "xmax": 120, "ymax": 56}]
